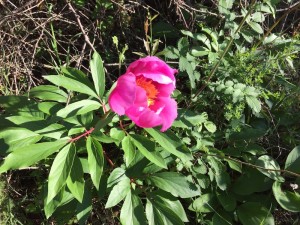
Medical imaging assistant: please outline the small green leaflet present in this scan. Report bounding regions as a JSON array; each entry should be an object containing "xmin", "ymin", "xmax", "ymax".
[
  {"xmin": 67, "ymin": 154, "xmax": 85, "ymax": 203},
  {"xmin": 246, "ymin": 96, "xmax": 261, "ymax": 113},
  {"xmin": 237, "ymin": 202, "xmax": 275, "ymax": 225},
  {"xmin": 0, "ymin": 139, "xmax": 68, "ymax": 173},
  {"xmin": 120, "ymin": 190, "xmax": 147, "ymax": 225},
  {"xmin": 44, "ymin": 75, "xmax": 98, "ymax": 99},
  {"xmin": 56, "ymin": 100, "xmax": 101, "ymax": 118},
  {"xmin": 122, "ymin": 136, "xmax": 136, "ymax": 167},
  {"xmin": 44, "ymin": 188, "xmax": 74, "ymax": 219},
  {"xmin": 76, "ymin": 184, "xmax": 92, "ymax": 225},
  {"xmin": 29, "ymin": 85, "xmax": 68, "ymax": 103},
  {"xmin": 189, "ymin": 193, "xmax": 217, "ymax": 213},
  {"xmin": 6, "ymin": 115, "xmax": 66, "ymax": 139},
  {"xmin": 47, "ymin": 143, "xmax": 76, "ymax": 204},
  {"xmin": 273, "ymin": 181, "xmax": 300, "ymax": 212},
  {"xmin": 146, "ymin": 191, "xmax": 188, "ymax": 225},
  {"xmin": 255, "ymin": 155, "xmax": 284, "ymax": 182},
  {"xmin": 105, "ymin": 177, "xmax": 130, "ymax": 208},
  {"xmin": 130, "ymin": 134, "xmax": 167, "ymax": 169},
  {"xmin": 86, "ymin": 136, "xmax": 104, "ymax": 190},
  {"xmin": 148, "ymin": 172, "xmax": 200, "ymax": 198},
  {"xmin": 0, "ymin": 127, "xmax": 41, "ymax": 154},
  {"xmin": 145, "ymin": 128, "xmax": 192, "ymax": 162},
  {"xmin": 90, "ymin": 51, "xmax": 106, "ymax": 97},
  {"xmin": 285, "ymin": 145, "xmax": 300, "ymax": 174}
]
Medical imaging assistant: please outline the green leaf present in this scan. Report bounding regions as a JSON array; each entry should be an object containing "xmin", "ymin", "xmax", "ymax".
[
  {"xmin": 0, "ymin": 127, "xmax": 41, "ymax": 154},
  {"xmin": 44, "ymin": 187, "xmax": 74, "ymax": 219},
  {"xmin": 76, "ymin": 183, "xmax": 92, "ymax": 225},
  {"xmin": 86, "ymin": 136, "xmax": 104, "ymax": 190},
  {"xmin": 145, "ymin": 128, "xmax": 192, "ymax": 162},
  {"xmin": 67, "ymin": 154, "xmax": 85, "ymax": 203},
  {"xmin": 237, "ymin": 202, "xmax": 275, "ymax": 225},
  {"xmin": 216, "ymin": 171, "xmax": 231, "ymax": 191},
  {"xmin": 6, "ymin": 116, "xmax": 66, "ymax": 139},
  {"xmin": 44, "ymin": 75, "xmax": 98, "ymax": 99},
  {"xmin": 273, "ymin": 181, "xmax": 300, "ymax": 212},
  {"xmin": 130, "ymin": 134, "xmax": 167, "ymax": 169},
  {"xmin": 29, "ymin": 85, "xmax": 68, "ymax": 102},
  {"xmin": 159, "ymin": 46, "xmax": 179, "ymax": 59},
  {"xmin": 248, "ymin": 21, "xmax": 264, "ymax": 34},
  {"xmin": 212, "ymin": 212, "xmax": 233, "ymax": 225},
  {"xmin": 110, "ymin": 127, "xmax": 126, "ymax": 145},
  {"xmin": 0, "ymin": 139, "xmax": 68, "ymax": 173},
  {"xmin": 218, "ymin": 0, "xmax": 233, "ymax": 14},
  {"xmin": 47, "ymin": 143, "xmax": 76, "ymax": 203},
  {"xmin": 246, "ymin": 96, "xmax": 261, "ymax": 113},
  {"xmin": 252, "ymin": 12, "xmax": 265, "ymax": 23},
  {"xmin": 255, "ymin": 155, "xmax": 284, "ymax": 181},
  {"xmin": 217, "ymin": 191, "xmax": 236, "ymax": 211},
  {"xmin": 122, "ymin": 136, "xmax": 136, "ymax": 167},
  {"xmin": 179, "ymin": 57, "xmax": 195, "ymax": 89},
  {"xmin": 56, "ymin": 100, "xmax": 101, "ymax": 118},
  {"xmin": 146, "ymin": 191, "xmax": 188, "ymax": 225},
  {"xmin": 107, "ymin": 167, "xmax": 127, "ymax": 188},
  {"xmin": 90, "ymin": 51, "xmax": 105, "ymax": 97},
  {"xmin": 148, "ymin": 172, "xmax": 200, "ymax": 198},
  {"xmin": 120, "ymin": 190, "xmax": 147, "ymax": 225},
  {"xmin": 94, "ymin": 112, "xmax": 114, "ymax": 131},
  {"xmin": 105, "ymin": 177, "xmax": 131, "ymax": 208},
  {"xmin": 189, "ymin": 193, "xmax": 217, "ymax": 213},
  {"xmin": 204, "ymin": 121, "xmax": 217, "ymax": 133},
  {"xmin": 61, "ymin": 67, "xmax": 92, "ymax": 88},
  {"xmin": 0, "ymin": 96, "xmax": 31, "ymax": 111},
  {"xmin": 146, "ymin": 197, "xmax": 185, "ymax": 225},
  {"xmin": 232, "ymin": 168, "xmax": 273, "ymax": 195},
  {"xmin": 285, "ymin": 145, "xmax": 300, "ymax": 174},
  {"xmin": 191, "ymin": 46, "xmax": 210, "ymax": 57},
  {"xmin": 38, "ymin": 102, "xmax": 63, "ymax": 115}
]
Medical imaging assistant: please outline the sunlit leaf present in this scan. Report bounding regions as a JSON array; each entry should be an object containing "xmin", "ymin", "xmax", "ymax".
[
  {"xmin": 120, "ymin": 191, "xmax": 147, "ymax": 225},
  {"xmin": 47, "ymin": 143, "xmax": 76, "ymax": 203},
  {"xmin": 90, "ymin": 51, "xmax": 105, "ymax": 97},
  {"xmin": 86, "ymin": 136, "xmax": 104, "ymax": 190}
]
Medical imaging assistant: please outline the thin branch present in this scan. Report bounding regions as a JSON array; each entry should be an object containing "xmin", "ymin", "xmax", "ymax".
[
  {"xmin": 69, "ymin": 127, "xmax": 95, "ymax": 142},
  {"xmin": 67, "ymin": 1, "xmax": 96, "ymax": 52},
  {"xmin": 201, "ymin": 153, "xmax": 300, "ymax": 178}
]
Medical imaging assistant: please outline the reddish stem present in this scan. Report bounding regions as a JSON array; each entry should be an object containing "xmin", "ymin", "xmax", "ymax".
[
  {"xmin": 69, "ymin": 127, "xmax": 95, "ymax": 142},
  {"xmin": 102, "ymin": 102, "xmax": 108, "ymax": 114},
  {"xmin": 119, "ymin": 120, "xmax": 129, "ymax": 135},
  {"xmin": 103, "ymin": 150, "xmax": 115, "ymax": 168}
]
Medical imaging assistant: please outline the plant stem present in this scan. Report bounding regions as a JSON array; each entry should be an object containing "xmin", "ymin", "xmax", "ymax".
[
  {"xmin": 69, "ymin": 127, "xmax": 95, "ymax": 142},
  {"xmin": 192, "ymin": 0, "xmax": 257, "ymax": 102},
  {"xmin": 201, "ymin": 153, "xmax": 300, "ymax": 178}
]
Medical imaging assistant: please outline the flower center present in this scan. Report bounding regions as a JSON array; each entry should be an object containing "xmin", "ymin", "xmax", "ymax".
[{"xmin": 136, "ymin": 76, "xmax": 158, "ymax": 106}]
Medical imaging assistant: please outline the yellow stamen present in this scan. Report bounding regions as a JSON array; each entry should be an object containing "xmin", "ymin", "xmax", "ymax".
[{"xmin": 136, "ymin": 76, "xmax": 158, "ymax": 106}]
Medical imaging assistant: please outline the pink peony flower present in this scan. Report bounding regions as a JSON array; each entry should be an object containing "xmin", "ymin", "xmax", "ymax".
[{"xmin": 108, "ymin": 56, "xmax": 178, "ymax": 131}]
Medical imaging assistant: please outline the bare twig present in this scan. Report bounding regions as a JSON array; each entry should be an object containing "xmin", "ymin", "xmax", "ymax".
[
  {"xmin": 67, "ymin": 1, "xmax": 96, "ymax": 52},
  {"xmin": 200, "ymin": 153, "xmax": 300, "ymax": 178}
]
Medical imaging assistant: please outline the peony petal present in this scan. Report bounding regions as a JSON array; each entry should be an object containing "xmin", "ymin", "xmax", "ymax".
[
  {"xmin": 134, "ymin": 86, "xmax": 148, "ymax": 107},
  {"xmin": 151, "ymin": 97, "xmax": 177, "ymax": 132},
  {"xmin": 136, "ymin": 109, "xmax": 162, "ymax": 128},
  {"xmin": 108, "ymin": 73, "xmax": 136, "ymax": 115},
  {"xmin": 127, "ymin": 56, "xmax": 177, "ymax": 84},
  {"xmin": 126, "ymin": 107, "xmax": 162, "ymax": 129},
  {"xmin": 155, "ymin": 82, "xmax": 175, "ymax": 97}
]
